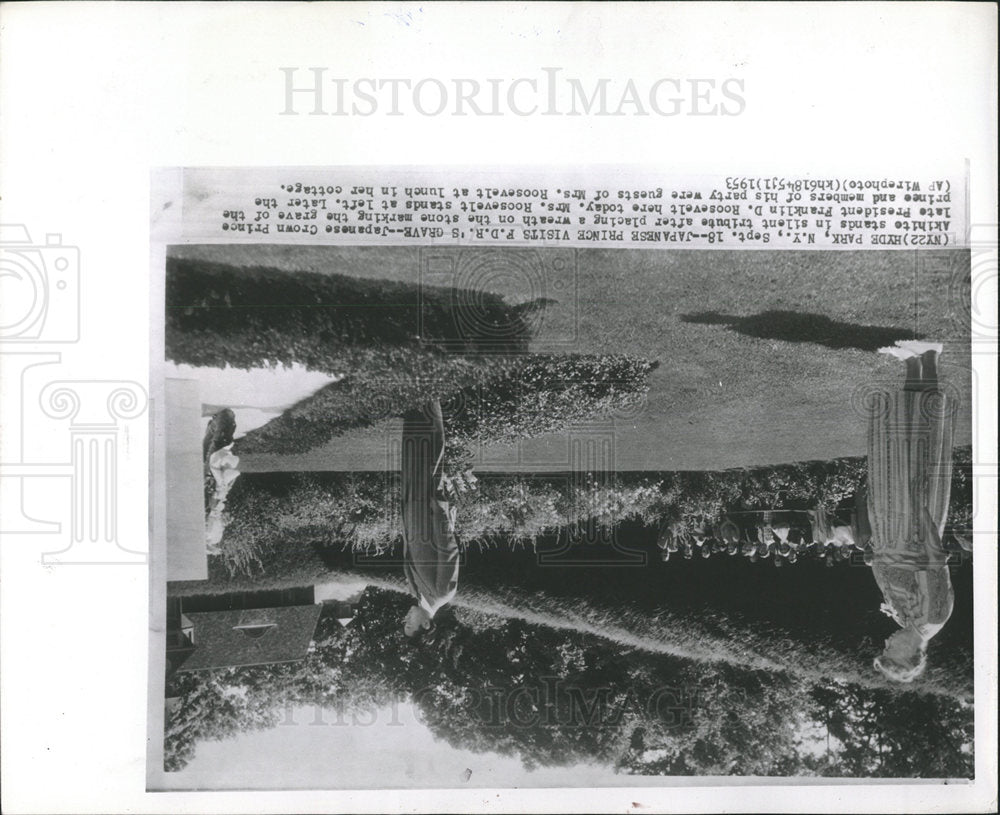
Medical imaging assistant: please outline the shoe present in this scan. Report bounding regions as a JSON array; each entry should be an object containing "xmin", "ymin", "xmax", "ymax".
[{"xmin": 896, "ymin": 340, "xmax": 943, "ymax": 356}]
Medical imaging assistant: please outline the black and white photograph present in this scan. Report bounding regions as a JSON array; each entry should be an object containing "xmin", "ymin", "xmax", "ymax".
[
  {"xmin": 1, "ymin": 3, "xmax": 996, "ymax": 813},
  {"xmin": 153, "ymin": 236, "xmax": 975, "ymax": 787}
]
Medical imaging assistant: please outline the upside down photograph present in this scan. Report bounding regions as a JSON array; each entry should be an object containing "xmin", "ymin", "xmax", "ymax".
[{"xmin": 151, "ymin": 243, "xmax": 974, "ymax": 788}]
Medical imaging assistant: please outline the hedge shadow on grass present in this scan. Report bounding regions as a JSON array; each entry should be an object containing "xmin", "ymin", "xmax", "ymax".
[
  {"xmin": 681, "ymin": 310, "xmax": 920, "ymax": 352},
  {"xmin": 166, "ymin": 256, "xmax": 552, "ymax": 372}
]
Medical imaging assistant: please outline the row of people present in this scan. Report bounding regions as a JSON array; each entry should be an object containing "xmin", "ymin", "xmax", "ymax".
[
  {"xmin": 656, "ymin": 521, "xmax": 868, "ymax": 565},
  {"xmin": 656, "ymin": 507, "xmax": 970, "ymax": 566}
]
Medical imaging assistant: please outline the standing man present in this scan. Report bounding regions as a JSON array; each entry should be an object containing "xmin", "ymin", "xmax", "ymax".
[
  {"xmin": 400, "ymin": 399, "xmax": 460, "ymax": 639},
  {"xmin": 868, "ymin": 341, "xmax": 955, "ymax": 682}
]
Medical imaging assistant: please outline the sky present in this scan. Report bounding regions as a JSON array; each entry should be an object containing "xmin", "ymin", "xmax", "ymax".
[
  {"xmin": 160, "ymin": 701, "xmax": 638, "ymax": 791},
  {"xmin": 166, "ymin": 360, "xmax": 342, "ymax": 440}
]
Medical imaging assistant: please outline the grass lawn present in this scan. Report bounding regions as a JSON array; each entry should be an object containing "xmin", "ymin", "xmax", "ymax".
[{"xmin": 169, "ymin": 245, "xmax": 972, "ymax": 471}]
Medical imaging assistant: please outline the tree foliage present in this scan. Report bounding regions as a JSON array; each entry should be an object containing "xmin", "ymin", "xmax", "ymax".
[{"xmin": 164, "ymin": 588, "xmax": 973, "ymax": 778}]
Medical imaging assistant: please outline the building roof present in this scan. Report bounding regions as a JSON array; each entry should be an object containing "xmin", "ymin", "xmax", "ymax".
[{"xmin": 178, "ymin": 605, "xmax": 321, "ymax": 671}]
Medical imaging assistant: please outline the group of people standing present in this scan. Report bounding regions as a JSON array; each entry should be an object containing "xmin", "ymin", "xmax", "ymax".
[
  {"xmin": 398, "ymin": 341, "xmax": 965, "ymax": 683},
  {"xmin": 657, "ymin": 502, "xmax": 968, "ymax": 569},
  {"xmin": 656, "ymin": 508, "xmax": 871, "ymax": 566}
]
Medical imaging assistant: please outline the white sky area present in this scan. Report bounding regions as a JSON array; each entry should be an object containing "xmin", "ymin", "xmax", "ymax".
[
  {"xmin": 165, "ymin": 361, "xmax": 342, "ymax": 440},
  {"xmin": 165, "ymin": 702, "xmax": 631, "ymax": 790},
  {"xmin": 164, "ymin": 691, "xmax": 840, "ymax": 790}
]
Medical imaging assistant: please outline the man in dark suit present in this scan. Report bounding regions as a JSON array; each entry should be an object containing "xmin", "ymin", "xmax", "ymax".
[{"xmin": 400, "ymin": 399, "xmax": 460, "ymax": 639}]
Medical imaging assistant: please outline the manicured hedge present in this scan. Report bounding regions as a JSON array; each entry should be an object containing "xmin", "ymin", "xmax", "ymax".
[
  {"xmin": 233, "ymin": 354, "xmax": 659, "ymax": 457},
  {"xmin": 447, "ymin": 355, "xmax": 659, "ymax": 451},
  {"xmin": 231, "ymin": 350, "xmax": 501, "ymax": 455},
  {"xmin": 211, "ymin": 446, "xmax": 973, "ymax": 578}
]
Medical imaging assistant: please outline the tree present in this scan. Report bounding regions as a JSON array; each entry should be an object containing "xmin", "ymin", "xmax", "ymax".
[
  {"xmin": 805, "ymin": 680, "xmax": 973, "ymax": 778},
  {"xmin": 163, "ymin": 588, "xmax": 972, "ymax": 777}
]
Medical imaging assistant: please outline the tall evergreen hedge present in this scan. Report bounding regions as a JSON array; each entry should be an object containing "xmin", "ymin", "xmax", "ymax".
[{"xmin": 233, "ymin": 354, "xmax": 660, "ymax": 456}]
